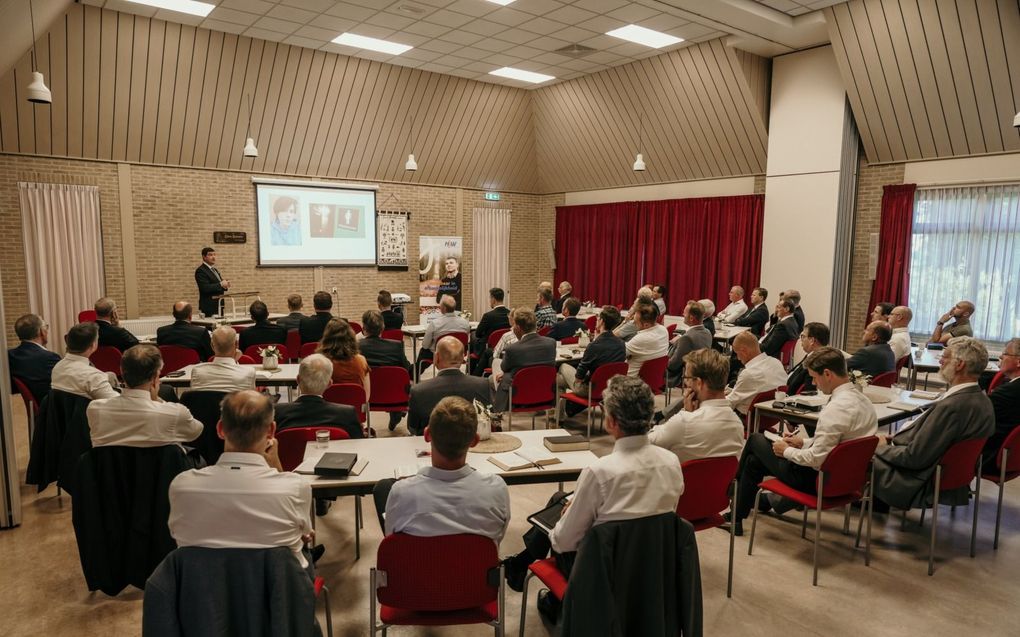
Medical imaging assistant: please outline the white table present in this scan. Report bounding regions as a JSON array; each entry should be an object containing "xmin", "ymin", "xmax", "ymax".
[
  {"xmin": 160, "ymin": 363, "xmax": 300, "ymax": 388},
  {"xmin": 752, "ymin": 387, "xmax": 938, "ymax": 435},
  {"xmin": 556, "ymin": 344, "xmax": 586, "ymax": 364},
  {"xmin": 674, "ymin": 322, "xmax": 751, "ymax": 345}
]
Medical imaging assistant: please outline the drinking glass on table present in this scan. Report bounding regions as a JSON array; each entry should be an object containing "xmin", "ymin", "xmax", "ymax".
[{"xmin": 315, "ymin": 429, "xmax": 330, "ymax": 448}]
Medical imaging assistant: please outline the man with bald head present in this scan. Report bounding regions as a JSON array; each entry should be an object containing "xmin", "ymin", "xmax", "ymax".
[
  {"xmin": 169, "ymin": 390, "xmax": 315, "ymax": 572},
  {"xmin": 274, "ymin": 353, "xmax": 361, "ymax": 439},
  {"xmin": 716, "ymin": 286, "xmax": 747, "ymax": 324},
  {"xmin": 188, "ymin": 326, "xmax": 256, "ymax": 393},
  {"xmin": 930, "ymin": 300, "xmax": 975, "ymax": 344},
  {"xmin": 408, "ymin": 337, "xmax": 490, "ymax": 435},
  {"xmin": 156, "ymin": 301, "xmax": 212, "ymax": 360},
  {"xmin": 726, "ymin": 331, "xmax": 788, "ymax": 416},
  {"xmin": 847, "ymin": 321, "xmax": 896, "ymax": 377},
  {"xmin": 94, "ymin": 297, "xmax": 139, "ymax": 351},
  {"xmin": 888, "ymin": 306, "xmax": 913, "ymax": 361},
  {"xmin": 416, "ymin": 295, "xmax": 470, "ymax": 376}
]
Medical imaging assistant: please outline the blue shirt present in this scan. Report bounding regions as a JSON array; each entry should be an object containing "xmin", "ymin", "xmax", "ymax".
[{"xmin": 270, "ymin": 221, "xmax": 301, "ymax": 245}]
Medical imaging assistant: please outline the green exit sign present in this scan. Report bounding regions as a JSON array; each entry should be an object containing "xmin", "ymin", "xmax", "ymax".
[{"xmin": 484, "ymin": 192, "xmax": 501, "ymax": 201}]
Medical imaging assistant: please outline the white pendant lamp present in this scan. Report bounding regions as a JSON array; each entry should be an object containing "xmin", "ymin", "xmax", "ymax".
[
  {"xmin": 242, "ymin": 93, "xmax": 258, "ymax": 158},
  {"xmin": 633, "ymin": 110, "xmax": 646, "ymax": 172},
  {"xmin": 1013, "ymin": 110, "xmax": 1020, "ymax": 129},
  {"xmin": 405, "ymin": 153, "xmax": 418, "ymax": 171},
  {"xmin": 26, "ymin": 1, "xmax": 51, "ymax": 104},
  {"xmin": 632, "ymin": 153, "xmax": 646, "ymax": 171}
]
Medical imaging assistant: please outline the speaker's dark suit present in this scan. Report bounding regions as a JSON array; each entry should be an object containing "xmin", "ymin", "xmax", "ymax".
[
  {"xmin": 8, "ymin": 341, "xmax": 60, "ymax": 401},
  {"xmin": 194, "ymin": 264, "xmax": 226, "ymax": 318},
  {"xmin": 274, "ymin": 395, "xmax": 362, "ymax": 439},
  {"xmin": 156, "ymin": 321, "xmax": 213, "ymax": 361},
  {"xmin": 360, "ymin": 336, "xmax": 411, "ymax": 374},
  {"xmin": 760, "ymin": 316, "xmax": 799, "ymax": 359},
  {"xmin": 408, "ymin": 369, "xmax": 491, "ymax": 435},
  {"xmin": 96, "ymin": 320, "xmax": 139, "ymax": 352},
  {"xmin": 299, "ymin": 312, "xmax": 334, "ymax": 344},
  {"xmin": 238, "ymin": 321, "xmax": 288, "ymax": 352},
  {"xmin": 984, "ymin": 376, "xmax": 1020, "ymax": 465},
  {"xmin": 734, "ymin": 303, "xmax": 769, "ymax": 337}
]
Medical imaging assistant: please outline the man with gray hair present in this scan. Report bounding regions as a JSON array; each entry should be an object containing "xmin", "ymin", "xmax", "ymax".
[
  {"xmin": 873, "ymin": 336, "xmax": 995, "ymax": 511},
  {"xmin": 552, "ymin": 281, "xmax": 573, "ymax": 314},
  {"xmin": 274, "ymin": 353, "xmax": 362, "ymax": 439},
  {"xmin": 716, "ymin": 286, "xmax": 747, "ymax": 323},
  {"xmin": 94, "ymin": 297, "xmax": 140, "ymax": 352},
  {"xmin": 416, "ymin": 295, "xmax": 469, "ymax": 376},
  {"xmin": 8, "ymin": 313, "xmax": 60, "ymax": 401},
  {"xmin": 188, "ymin": 326, "xmax": 256, "ymax": 393},
  {"xmin": 984, "ymin": 337, "xmax": 1020, "ymax": 465}
]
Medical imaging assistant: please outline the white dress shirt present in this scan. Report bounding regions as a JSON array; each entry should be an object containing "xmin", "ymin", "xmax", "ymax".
[
  {"xmin": 169, "ymin": 452, "xmax": 312, "ymax": 567},
  {"xmin": 422, "ymin": 313, "xmax": 471, "ymax": 350},
  {"xmin": 889, "ymin": 327, "xmax": 911, "ymax": 361},
  {"xmin": 491, "ymin": 330, "xmax": 520, "ymax": 379},
  {"xmin": 50, "ymin": 353, "xmax": 119, "ymax": 400},
  {"xmin": 625, "ymin": 324, "xmax": 669, "ymax": 376},
  {"xmin": 782, "ymin": 382, "xmax": 877, "ymax": 468},
  {"xmin": 649, "ymin": 398, "xmax": 745, "ymax": 464},
  {"xmin": 549, "ymin": 434, "xmax": 684, "ymax": 554},
  {"xmin": 189, "ymin": 357, "xmax": 257, "ymax": 393},
  {"xmin": 654, "ymin": 298, "xmax": 667, "ymax": 315},
  {"xmin": 726, "ymin": 352, "xmax": 789, "ymax": 415},
  {"xmin": 385, "ymin": 465, "xmax": 511, "ymax": 543},
  {"xmin": 88, "ymin": 388, "xmax": 203, "ymax": 447},
  {"xmin": 717, "ymin": 300, "xmax": 748, "ymax": 323}
]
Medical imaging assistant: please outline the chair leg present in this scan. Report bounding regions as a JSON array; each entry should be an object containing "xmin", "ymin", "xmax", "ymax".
[
  {"xmin": 322, "ymin": 584, "xmax": 333, "ymax": 637},
  {"xmin": 355, "ymin": 497, "xmax": 362, "ymax": 561},
  {"xmin": 727, "ymin": 480, "xmax": 736, "ymax": 598},
  {"xmin": 586, "ymin": 406, "xmax": 592, "ymax": 440},
  {"xmin": 801, "ymin": 507, "xmax": 808, "ymax": 539},
  {"xmin": 920, "ymin": 506, "xmax": 926, "ymax": 527},
  {"xmin": 929, "ymin": 466, "xmax": 942, "ymax": 576},
  {"xmin": 813, "ymin": 477, "xmax": 824, "ymax": 586},
  {"xmin": 369, "ymin": 569, "xmax": 378, "ymax": 637},
  {"xmin": 843, "ymin": 504, "xmax": 851, "ymax": 535},
  {"xmin": 496, "ymin": 564, "xmax": 505, "ymax": 637},
  {"xmin": 995, "ymin": 453, "xmax": 1008, "ymax": 550},
  {"xmin": 518, "ymin": 571, "xmax": 534, "ymax": 637},
  {"xmin": 748, "ymin": 489, "xmax": 763, "ymax": 555},
  {"xmin": 865, "ymin": 474, "xmax": 874, "ymax": 567},
  {"xmin": 971, "ymin": 461, "xmax": 981, "ymax": 558}
]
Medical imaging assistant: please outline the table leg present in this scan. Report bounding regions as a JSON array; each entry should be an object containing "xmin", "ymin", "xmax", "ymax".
[{"xmin": 411, "ymin": 335, "xmax": 420, "ymax": 382}]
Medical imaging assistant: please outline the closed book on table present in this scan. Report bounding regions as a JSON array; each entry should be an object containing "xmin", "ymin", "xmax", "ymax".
[
  {"xmin": 543, "ymin": 435, "xmax": 589, "ymax": 452},
  {"xmin": 314, "ymin": 452, "xmax": 358, "ymax": 477}
]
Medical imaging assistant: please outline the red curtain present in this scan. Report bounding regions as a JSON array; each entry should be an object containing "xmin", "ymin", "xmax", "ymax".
[
  {"xmin": 867, "ymin": 184, "xmax": 917, "ymax": 313},
  {"xmin": 556, "ymin": 195, "xmax": 765, "ymax": 315}
]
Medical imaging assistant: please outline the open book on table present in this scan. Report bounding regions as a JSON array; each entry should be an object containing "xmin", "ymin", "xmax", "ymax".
[{"xmin": 488, "ymin": 447, "xmax": 563, "ymax": 471}]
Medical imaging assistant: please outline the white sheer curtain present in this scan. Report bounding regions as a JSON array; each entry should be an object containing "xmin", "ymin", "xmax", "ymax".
[
  {"xmin": 908, "ymin": 184, "xmax": 1020, "ymax": 343},
  {"xmin": 19, "ymin": 182, "xmax": 106, "ymax": 354},
  {"xmin": 472, "ymin": 208, "xmax": 511, "ymax": 315}
]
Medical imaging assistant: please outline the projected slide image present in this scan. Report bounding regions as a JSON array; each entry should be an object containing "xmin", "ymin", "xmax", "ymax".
[
  {"xmin": 309, "ymin": 203, "xmax": 337, "ymax": 237},
  {"xmin": 269, "ymin": 195, "xmax": 302, "ymax": 246}
]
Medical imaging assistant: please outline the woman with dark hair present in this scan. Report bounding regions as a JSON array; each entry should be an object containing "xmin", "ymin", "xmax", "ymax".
[{"xmin": 317, "ymin": 318, "xmax": 371, "ymax": 397}]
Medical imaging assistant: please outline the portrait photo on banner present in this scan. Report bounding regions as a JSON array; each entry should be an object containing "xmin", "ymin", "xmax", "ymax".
[{"xmin": 419, "ymin": 236, "xmax": 462, "ymax": 320}]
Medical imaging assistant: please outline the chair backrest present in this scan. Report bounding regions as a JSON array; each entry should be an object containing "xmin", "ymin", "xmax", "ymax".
[
  {"xmin": 285, "ymin": 329, "xmax": 301, "ymax": 362},
  {"xmin": 870, "ymin": 371, "xmax": 898, "ymax": 388},
  {"xmin": 369, "ymin": 366, "xmax": 411, "ymax": 406},
  {"xmin": 158, "ymin": 346, "xmax": 200, "ymax": 375},
  {"xmin": 487, "ymin": 328, "xmax": 510, "ymax": 349},
  {"xmin": 537, "ymin": 326, "xmax": 552, "ymax": 337},
  {"xmin": 243, "ymin": 344, "xmax": 289, "ymax": 364},
  {"xmin": 995, "ymin": 426, "xmax": 1020, "ymax": 473},
  {"xmin": 381, "ymin": 329, "xmax": 404, "ymax": 342},
  {"xmin": 638, "ymin": 356, "xmax": 669, "ymax": 394},
  {"xmin": 323, "ymin": 383, "xmax": 368, "ymax": 423},
  {"xmin": 666, "ymin": 323, "xmax": 677, "ymax": 339},
  {"xmin": 745, "ymin": 389, "xmax": 781, "ymax": 432},
  {"xmin": 560, "ymin": 336, "xmax": 579, "ymax": 345},
  {"xmin": 231, "ymin": 325, "xmax": 247, "ymax": 335},
  {"xmin": 584, "ymin": 315, "xmax": 598, "ymax": 335},
  {"xmin": 375, "ymin": 533, "xmax": 498, "ymax": 611},
  {"xmin": 78, "ymin": 310, "xmax": 97, "ymax": 323},
  {"xmin": 299, "ymin": 342, "xmax": 319, "ymax": 359},
  {"xmin": 349, "ymin": 321, "xmax": 363, "ymax": 335},
  {"xmin": 588, "ymin": 362, "xmax": 629, "ymax": 402},
  {"xmin": 779, "ymin": 340, "xmax": 797, "ymax": 369},
  {"xmin": 276, "ymin": 426, "xmax": 351, "ymax": 472},
  {"xmin": 938, "ymin": 437, "xmax": 988, "ymax": 491},
  {"xmin": 818, "ymin": 436, "xmax": 879, "ymax": 498},
  {"xmin": 208, "ymin": 355, "xmax": 255, "ymax": 364},
  {"xmin": 676, "ymin": 456, "xmax": 738, "ymax": 522},
  {"xmin": 438, "ymin": 331, "xmax": 469, "ymax": 348},
  {"xmin": 510, "ymin": 365, "xmax": 557, "ymax": 408},
  {"xmin": 90, "ymin": 346, "xmax": 123, "ymax": 376},
  {"xmin": 12, "ymin": 376, "xmax": 40, "ymax": 413},
  {"xmin": 895, "ymin": 355, "xmax": 911, "ymax": 374},
  {"xmin": 988, "ymin": 370, "xmax": 1007, "ymax": 393},
  {"xmin": 180, "ymin": 390, "xmax": 229, "ymax": 464}
]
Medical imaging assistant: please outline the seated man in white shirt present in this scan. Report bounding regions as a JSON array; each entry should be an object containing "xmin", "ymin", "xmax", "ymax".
[
  {"xmin": 888, "ymin": 305, "xmax": 913, "ymax": 362},
  {"xmin": 729, "ymin": 347, "xmax": 878, "ymax": 535},
  {"xmin": 624, "ymin": 302, "xmax": 669, "ymax": 376},
  {"xmin": 716, "ymin": 286, "xmax": 748, "ymax": 324},
  {"xmin": 650, "ymin": 349, "xmax": 744, "ymax": 463},
  {"xmin": 168, "ymin": 390, "xmax": 316, "ymax": 573},
  {"xmin": 50, "ymin": 322, "xmax": 120, "ymax": 400},
  {"xmin": 725, "ymin": 331, "xmax": 789, "ymax": 416},
  {"xmin": 88, "ymin": 344, "xmax": 203, "ymax": 447},
  {"xmin": 188, "ymin": 326, "xmax": 257, "ymax": 393},
  {"xmin": 371, "ymin": 396, "xmax": 510, "ymax": 540},
  {"xmin": 503, "ymin": 375, "xmax": 684, "ymax": 618}
]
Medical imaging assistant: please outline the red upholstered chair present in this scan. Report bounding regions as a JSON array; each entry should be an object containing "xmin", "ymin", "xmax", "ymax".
[
  {"xmin": 472, "ymin": 328, "xmax": 510, "ymax": 376},
  {"xmin": 517, "ymin": 557, "xmax": 568, "ymax": 637},
  {"xmin": 779, "ymin": 339, "xmax": 797, "ymax": 370},
  {"xmin": 275, "ymin": 426, "xmax": 350, "ymax": 472},
  {"xmin": 243, "ymin": 344, "xmax": 289, "ymax": 364},
  {"xmin": 205, "ymin": 355, "xmax": 255, "ymax": 364},
  {"xmin": 323, "ymin": 383, "xmax": 368, "ymax": 424},
  {"xmin": 871, "ymin": 371, "xmax": 898, "ymax": 388},
  {"xmin": 349, "ymin": 321, "xmax": 363, "ymax": 335},
  {"xmin": 369, "ymin": 533, "xmax": 504, "ymax": 637},
  {"xmin": 987, "ymin": 370, "xmax": 1007, "ymax": 394},
  {"xmin": 508, "ymin": 366, "xmax": 557, "ymax": 431},
  {"xmin": 368, "ymin": 366, "xmax": 411, "ymax": 419},
  {"xmin": 90, "ymin": 346, "xmax": 123, "ymax": 377},
  {"xmin": 381, "ymin": 329, "xmax": 404, "ymax": 342},
  {"xmin": 12, "ymin": 377, "xmax": 41, "ymax": 445},
  {"xmin": 584, "ymin": 315, "xmax": 597, "ymax": 336},
  {"xmin": 231, "ymin": 325, "xmax": 247, "ymax": 335},
  {"xmin": 560, "ymin": 336, "xmax": 579, "ymax": 345},
  {"xmin": 638, "ymin": 356, "xmax": 668, "ymax": 396},
  {"xmin": 285, "ymin": 329, "xmax": 301, "ymax": 362},
  {"xmin": 299, "ymin": 342, "xmax": 319, "ymax": 359},
  {"xmin": 676, "ymin": 456, "xmax": 739, "ymax": 597},
  {"xmin": 537, "ymin": 326, "xmax": 552, "ymax": 337},
  {"xmin": 440, "ymin": 332, "xmax": 470, "ymax": 349},
  {"xmin": 77, "ymin": 310, "xmax": 97, "ymax": 323},
  {"xmin": 666, "ymin": 323, "xmax": 678, "ymax": 340},
  {"xmin": 313, "ymin": 576, "xmax": 334, "ymax": 637},
  {"xmin": 158, "ymin": 346, "xmax": 200, "ymax": 375},
  {"xmin": 981, "ymin": 427, "xmax": 1020, "ymax": 550},
  {"xmin": 559, "ymin": 362, "xmax": 628, "ymax": 439},
  {"xmin": 748, "ymin": 436, "xmax": 879, "ymax": 585},
  {"xmin": 904, "ymin": 437, "xmax": 987, "ymax": 575},
  {"xmin": 895, "ymin": 354, "xmax": 911, "ymax": 375},
  {"xmin": 745, "ymin": 389, "xmax": 783, "ymax": 437}
]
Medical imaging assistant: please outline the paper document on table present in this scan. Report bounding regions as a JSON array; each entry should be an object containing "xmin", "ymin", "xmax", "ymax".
[
  {"xmin": 909, "ymin": 390, "xmax": 940, "ymax": 400},
  {"xmin": 888, "ymin": 401, "xmax": 924, "ymax": 412},
  {"xmin": 394, "ymin": 458, "xmax": 430, "ymax": 479}
]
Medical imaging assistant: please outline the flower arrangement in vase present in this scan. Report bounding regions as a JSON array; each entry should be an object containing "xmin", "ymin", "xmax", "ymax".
[{"xmin": 259, "ymin": 345, "xmax": 281, "ymax": 370}]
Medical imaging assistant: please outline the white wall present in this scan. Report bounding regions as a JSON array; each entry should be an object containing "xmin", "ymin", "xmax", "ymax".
[
  {"xmin": 563, "ymin": 176, "xmax": 756, "ymax": 206},
  {"xmin": 760, "ymin": 46, "xmax": 849, "ymax": 326},
  {"xmin": 903, "ymin": 153, "xmax": 1020, "ymax": 184}
]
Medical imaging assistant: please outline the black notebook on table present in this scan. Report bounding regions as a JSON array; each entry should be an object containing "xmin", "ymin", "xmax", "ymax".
[{"xmin": 313, "ymin": 453, "xmax": 358, "ymax": 477}]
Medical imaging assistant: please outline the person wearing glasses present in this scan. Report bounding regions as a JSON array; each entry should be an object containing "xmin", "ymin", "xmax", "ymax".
[
  {"xmin": 786, "ymin": 322, "xmax": 830, "ymax": 395},
  {"xmin": 982, "ymin": 338, "xmax": 1020, "ymax": 466},
  {"xmin": 650, "ymin": 349, "xmax": 744, "ymax": 464}
]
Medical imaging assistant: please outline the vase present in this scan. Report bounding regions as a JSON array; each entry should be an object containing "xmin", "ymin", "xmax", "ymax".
[
  {"xmin": 477, "ymin": 414, "xmax": 492, "ymax": 441},
  {"xmin": 263, "ymin": 355, "xmax": 279, "ymax": 371}
]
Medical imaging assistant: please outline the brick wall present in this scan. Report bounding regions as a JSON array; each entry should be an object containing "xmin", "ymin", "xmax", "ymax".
[{"xmin": 845, "ymin": 156, "xmax": 905, "ymax": 348}]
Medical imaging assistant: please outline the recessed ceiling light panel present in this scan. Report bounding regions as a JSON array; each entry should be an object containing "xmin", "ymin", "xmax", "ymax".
[
  {"xmin": 485, "ymin": 0, "xmax": 516, "ymax": 6},
  {"xmin": 606, "ymin": 24, "xmax": 683, "ymax": 49},
  {"xmin": 332, "ymin": 33, "xmax": 413, "ymax": 56},
  {"xmin": 124, "ymin": 0, "xmax": 215, "ymax": 17},
  {"xmin": 489, "ymin": 67, "xmax": 555, "ymax": 84}
]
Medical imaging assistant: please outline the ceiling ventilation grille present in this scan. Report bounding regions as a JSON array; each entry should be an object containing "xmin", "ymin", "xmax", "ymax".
[{"xmin": 554, "ymin": 44, "xmax": 597, "ymax": 58}]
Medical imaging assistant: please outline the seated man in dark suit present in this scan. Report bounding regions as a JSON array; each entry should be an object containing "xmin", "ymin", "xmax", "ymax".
[
  {"xmin": 847, "ymin": 321, "xmax": 896, "ymax": 377},
  {"xmin": 873, "ymin": 337, "xmax": 995, "ymax": 511},
  {"xmin": 665, "ymin": 301, "xmax": 712, "ymax": 387},
  {"xmin": 407, "ymin": 338, "xmax": 490, "ymax": 436},
  {"xmin": 556, "ymin": 306, "xmax": 626, "ymax": 419},
  {"xmin": 377, "ymin": 290, "xmax": 404, "ymax": 330},
  {"xmin": 471, "ymin": 287, "xmax": 511, "ymax": 357},
  {"xmin": 299, "ymin": 291, "xmax": 335, "ymax": 344},
  {"xmin": 767, "ymin": 289, "xmax": 806, "ymax": 333},
  {"xmin": 786, "ymin": 322, "xmax": 829, "ymax": 395},
  {"xmin": 491, "ymin": 309, "xmax": 556, "ymax": 420},
  {"xmin": 274, "ymin": 354, "xmax": 363, "ymax": 440},
  {"xmin": 156, "ymin": 302, "xmax": 213, "ymax": 361},
  {"xmin": 759, "ymin": 298, "xmax": 800, "ymax": 360},
  {"xmin": 551, "ymin": 281, "xmax": 573, "ymax": 314},
  {"xmin": 359, "ymin": 310, "xmax": 412, "ymax": 431},
  {"xmin": 982, "ymin": 337, "xmax": 1020, "ymax": 466},
  {"xmin": 733, "ymin": 286, "xmax": 769, "ymax": 336},
  {"xmin": 548, "ymin": 298, "xmax": 585, "ymax": 341},
  {"xmin": 7, "ymin": 313, "xmax": 61, "ymax": 402},
  {"xmin": 94, "ymin": 297, "xmax": 139, "ymax": 352},
  {"xmin": 275, "ymin": 294, "xmax": 306, "ymax": 332},
  {"xmin": 239, "ymin": 300, "xmax": 287, "ymax": 352}
]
